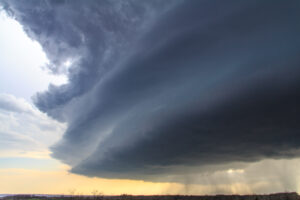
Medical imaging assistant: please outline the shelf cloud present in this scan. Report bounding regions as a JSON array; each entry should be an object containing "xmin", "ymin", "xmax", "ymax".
[{"xmin": 2, "ymin": 0, "xmax": 300, "ymax": 181}]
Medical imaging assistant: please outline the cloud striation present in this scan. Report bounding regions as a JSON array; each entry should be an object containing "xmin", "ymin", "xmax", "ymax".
[{"xmin": 2, "ymin": 0, "xmax": 300, "ymax": 181}]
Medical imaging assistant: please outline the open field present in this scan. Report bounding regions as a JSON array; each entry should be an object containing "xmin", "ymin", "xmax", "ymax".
[{"xmin": 0, "ymin": 193, "xmax": 299, "ymax": 200}]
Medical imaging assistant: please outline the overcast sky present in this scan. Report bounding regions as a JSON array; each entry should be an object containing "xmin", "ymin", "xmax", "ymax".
[{"xmin": 0, "ymin": 0, "xmax": 300, "ymax": 195}]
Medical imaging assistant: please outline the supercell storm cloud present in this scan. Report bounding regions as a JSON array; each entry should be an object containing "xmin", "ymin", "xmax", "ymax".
[{"xmin": 2, "ymin": 0, "xmax": 300, "ymax": 181}]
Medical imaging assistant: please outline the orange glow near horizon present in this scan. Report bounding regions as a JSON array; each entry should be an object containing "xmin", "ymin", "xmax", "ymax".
[{"xmin": 1, "ymin": 159, "xmax": 299, "ymax": 195}]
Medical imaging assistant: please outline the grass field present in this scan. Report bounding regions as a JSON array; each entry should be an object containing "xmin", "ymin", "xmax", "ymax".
[{"xmin": 1, "ymin": 193, "xmax": 299, "ymax": 200}]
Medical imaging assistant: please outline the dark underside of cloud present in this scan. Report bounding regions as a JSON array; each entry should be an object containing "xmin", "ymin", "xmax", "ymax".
[{"xmin": 2, "ymin": 0, "xmax": 300, "ymax": 181}]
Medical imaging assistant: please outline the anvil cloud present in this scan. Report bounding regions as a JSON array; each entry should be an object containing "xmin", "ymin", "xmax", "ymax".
[{"xmin": 2, "ymin": 0, "xmax": 300, "ymax": 181}]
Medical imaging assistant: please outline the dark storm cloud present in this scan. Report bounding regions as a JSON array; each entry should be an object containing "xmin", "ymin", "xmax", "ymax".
[
  {"xmin": 2, "ymin": 0, "xmax": 175, "ymax": 120},
  {"xmin": 2, "ymin": 0, "xmax": 300, "ymax": 181}
]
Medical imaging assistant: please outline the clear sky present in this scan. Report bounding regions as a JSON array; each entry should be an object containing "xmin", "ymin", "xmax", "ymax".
[{"xmin": 1, "ymin": 0, "xmax": 300, "ymax": 195}]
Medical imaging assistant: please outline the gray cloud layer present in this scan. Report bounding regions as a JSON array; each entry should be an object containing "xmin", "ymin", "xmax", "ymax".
[{"xmin": 2, "ymin": 0, "xmax": 300, "ymax": 181}]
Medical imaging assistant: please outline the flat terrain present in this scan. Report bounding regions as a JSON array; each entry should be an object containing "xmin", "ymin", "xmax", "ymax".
[{"xmin": 0, "ymin": 193, "xmax": 299, "ymax": 200}]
